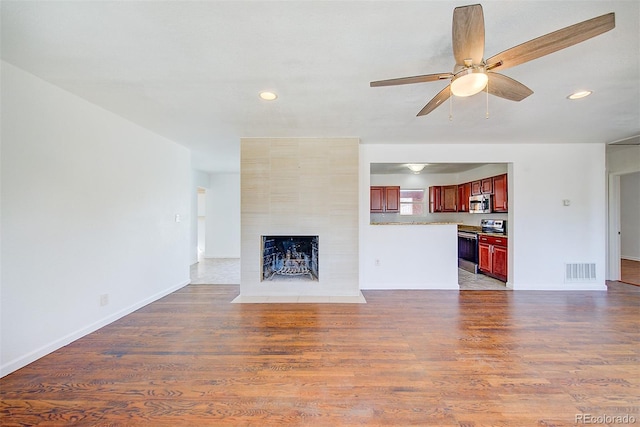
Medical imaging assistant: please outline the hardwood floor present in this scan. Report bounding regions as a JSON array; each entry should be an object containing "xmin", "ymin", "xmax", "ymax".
[
  {"xmin": 1, "ymin": 283, "xmax": 639, "ymax": 426},
  {"xmin": 621, "ymin": 258, "xmax": 640, "ymax": 286}
]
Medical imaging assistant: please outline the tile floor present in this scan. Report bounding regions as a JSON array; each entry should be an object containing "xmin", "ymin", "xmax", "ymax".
[
  {"xmin": 190, "ymin": 258, "xmax": 508, "ymax": 290},
  {"xmin": 457, "ymin": 267, "xmax": 509, "ymax": 290},
  {"xmin": 189, "ymin": 258, "xmax": 240, "ymax": 285}
]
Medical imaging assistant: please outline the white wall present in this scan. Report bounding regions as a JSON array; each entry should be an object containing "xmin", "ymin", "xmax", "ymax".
[
  {"xmin": 204, "ymin": 173, "xmax": 240, "ymax": 258},
  {"xmin": 360, "ymin": 143, "xmax": 607, "ymax": 291},
  {"xmin": 365, "ymin": 224, "xmax": 459, "ymax": 289},
  {"xmin": 1, "ymin": 62, "xmax": 191, "ymax": 376},
  {"xmin": 620, "ymin": 171, "xmax": 640, "ymax": 261}
]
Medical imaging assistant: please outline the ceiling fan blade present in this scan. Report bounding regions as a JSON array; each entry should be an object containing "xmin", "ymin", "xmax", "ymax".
[
  {"xmin": 370, "ymin": 73, "xmax": 452, "ymax": 87},
  {"xmin": 487, "ymin": 73, "xmax": 533, "ymax": 101},
  {"xmin": 417, "ymin": 86, "xmax": 451, "ymax": 116},
  {"xmin": 452, "ymin": 4, "xmax": 485, "ymax": 65},
  {"xmin": 486, "ymin": 12, "xmax": 615, "ymax": 71}
]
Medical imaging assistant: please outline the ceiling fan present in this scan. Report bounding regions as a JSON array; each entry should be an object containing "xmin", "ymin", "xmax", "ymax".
[{"xmin": 370, "ymin": 4, "xmax": 615, "ymax": 116}]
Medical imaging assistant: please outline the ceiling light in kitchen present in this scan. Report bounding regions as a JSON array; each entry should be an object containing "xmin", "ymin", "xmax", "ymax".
[
  {"xmin": 259, "ymin": 91, "xmax": 278, "ymax": 101},
  {"xmin": 407, "ymin": 164, "xmax": 427, "ymax": 173},
  {"xmin": 567, "ymin": 90, "xmax": 592, "ymax": 100}
]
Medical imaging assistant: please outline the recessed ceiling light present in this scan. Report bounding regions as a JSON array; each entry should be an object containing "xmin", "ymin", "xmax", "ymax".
[
  {"xmin": 567, "ymin": 90, "xmax": 592, "ymax": 100},
  {"xmin": 259, "ymin": 91, "xmax": 277, "ymax": 101}
]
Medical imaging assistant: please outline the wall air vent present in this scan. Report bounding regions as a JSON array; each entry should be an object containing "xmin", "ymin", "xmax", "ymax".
[{"xmin": 565, "ymin": 263, "xmax": 597, "ymax": 282}]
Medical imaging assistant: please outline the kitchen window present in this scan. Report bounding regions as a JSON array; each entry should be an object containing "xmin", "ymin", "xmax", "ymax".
[{"xmin": 400, "ymin": 189, "xmax": 425, "ymax": 216}]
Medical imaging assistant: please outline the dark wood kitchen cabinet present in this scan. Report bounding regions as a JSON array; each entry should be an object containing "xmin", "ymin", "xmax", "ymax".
[
  {"xmin": 471, "ymin": 180, "xmax": 482, "ymax": 195},
  {"xmin": 429, "ymin": 186, "xmax": 442, "ymax": 213},
  {"xmin": 442, "ymin": 185, "xmax": 458, "ymax": 212},
  {"xmin": 429, "ymin": 185, "xmax": 458, "ymax": 213},
  {"xmin": 370, "ymin": 186, "xmax": 400, "ymax": 213},
  {"xmin": 478, "ymin": 235, "xmax": 507, "ymax": 282},
  {"xmin": 430, "ymin": 185, "xmax": 457, "ymax": 212},
  {"xmin": 384, "ymin": 186, "xmax": 400, "ymax": 212},
  {"xmin": 492, "ymin": 174, "xmax": 508, "ymax": 212},
  {"xmin": 457, "ymin": 182, "xmax": 471, "ymax": 212},
  {"xmin": 481, "ymin": 178, "xmax": 493, "ymax": 194},
  {"xmin": 472, "ymin": 178, "xmax": 493, "ymax": 195}
]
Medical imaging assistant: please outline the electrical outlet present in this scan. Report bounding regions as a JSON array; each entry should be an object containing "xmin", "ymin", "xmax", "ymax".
[{"xmin": 100, "ymin": 294, "xmax": 109, "ymax": 306}]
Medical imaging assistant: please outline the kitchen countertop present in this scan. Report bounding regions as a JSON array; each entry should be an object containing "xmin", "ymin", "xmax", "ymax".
[
  {"xmin": 478, "ymin": 232, "xmax": 509, "ymax": 238},
  {"xmin": 458, "ymin": 225, "xmax": 482, "ymax": 233},
  {"xmin": 370, "ymin": 222, "xmax": 460, "ymax": 225},
  {"xmin": 458, "ymin": 224, "xmax": 507, "ymax": 238}
]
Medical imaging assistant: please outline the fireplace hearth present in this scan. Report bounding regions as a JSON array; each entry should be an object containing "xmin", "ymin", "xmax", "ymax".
[{"xmin": 262, "ymin": 236, "xmax": 319, "ymax": 281}]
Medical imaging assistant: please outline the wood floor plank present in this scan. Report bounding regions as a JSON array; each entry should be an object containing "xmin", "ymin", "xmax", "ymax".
[{"xmin": 1, "ymin": 283, "xmax": 639, "ymax": 426}]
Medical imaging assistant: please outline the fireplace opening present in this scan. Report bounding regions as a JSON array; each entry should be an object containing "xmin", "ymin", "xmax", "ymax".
[{"xmin": 261, "ymin": 235, "xmax": 319, "ymax": 281}]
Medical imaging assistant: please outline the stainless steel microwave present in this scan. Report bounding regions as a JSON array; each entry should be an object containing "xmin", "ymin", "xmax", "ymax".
[{"xmin": 469, "ymin": 194, "xmax": 492, "ymax": 213}]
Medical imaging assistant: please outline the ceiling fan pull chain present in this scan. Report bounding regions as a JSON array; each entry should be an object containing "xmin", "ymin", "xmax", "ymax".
[
  {"xmin": 449, "ymin": 87, "xmax": 453, "ymax": 121},
  {"xmin": 485, "ymin": 79, "xmax": 490, "ymax": 119}
]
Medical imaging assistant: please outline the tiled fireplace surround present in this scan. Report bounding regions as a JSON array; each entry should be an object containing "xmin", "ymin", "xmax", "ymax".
[{"xmin": 235, "ymin": 138, "xmax": 364, "ymax": 303}]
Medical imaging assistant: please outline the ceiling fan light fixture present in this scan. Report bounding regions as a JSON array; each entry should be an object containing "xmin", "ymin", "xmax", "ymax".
[
  {"xmin": 450, "ymin": 68, "xmax": 488, "ymax": 97},
  {"xmin": 407, "ymin": 163, "xmax": 427, "ymax": 173},
  {"xmin": 567, "ymin": 90, "xmax": 592, "ymax": 100}
]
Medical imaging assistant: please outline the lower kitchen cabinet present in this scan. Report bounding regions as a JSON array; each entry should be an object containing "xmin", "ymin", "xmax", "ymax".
[{"xmin": 478, "ymin": 235, "xmax": 507, "ymax": 282}]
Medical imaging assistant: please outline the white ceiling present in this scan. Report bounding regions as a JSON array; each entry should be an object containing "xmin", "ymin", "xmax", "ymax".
[{"xmin": 2, "ymin": 1, "xmax": 638, "ymax": 173}]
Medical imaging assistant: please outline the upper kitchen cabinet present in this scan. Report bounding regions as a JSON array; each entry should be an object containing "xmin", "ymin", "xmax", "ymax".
[
  {"xmin": 481, "ymin": 178, "xmax": 493, "ymax": 194},
  {"xmin": 430, "ymin": 185, "xmax": 458, "ymax": 212},
  {"xmin": 492, "ymin": 174, "xmax": 508, "ymax": 212},
  {"xmin": 442, "ymin": 185, "xmax": 458, "ymax": 212},
  {"xmin": 471, "ymin": 178, "xmax": 493, "ymax": 195},
  {"xmin": 370, "ymin": 186, "xmax": 400, "ymax": 213},
  {"xmin": 457, "ymin": 182, "xmax": 471, "ymax": 212},
  {"xmin": 429, "ymin": 186, "xmax": 442, "ymax": 213}
]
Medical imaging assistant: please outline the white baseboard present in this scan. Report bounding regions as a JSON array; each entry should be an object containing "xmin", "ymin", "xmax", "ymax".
[
  {"xmin": 622, "ymin": 256, "xmax": 640, "ymax": 262},
  {"xmin": 1, "ymin": 280, "xmax": 190, "ymax": 378},
  {"xmin": 512, "ymin": 282, "xmax": 608, "ymax": 291},
  {"xmin": 360, "ymin": 282, "xmax": 459, "ymax": 290}
]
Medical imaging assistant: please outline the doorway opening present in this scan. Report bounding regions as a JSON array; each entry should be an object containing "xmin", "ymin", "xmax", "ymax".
[
  {"xmin": 197, "ymin": 188, "xmax": 206, "ymax": 261},
  {"xmin": 619, "ymin": 172, "xmax": 640, "ymax": 286}
]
